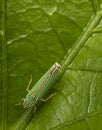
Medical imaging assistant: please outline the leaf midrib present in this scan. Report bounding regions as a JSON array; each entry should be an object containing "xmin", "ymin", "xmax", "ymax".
[
  {"xmin": 1, "ymin": 0, "xmax": 8, "ymax": 130},
  {"xmin": 61, "ymin": 10, "xmax": 102, "ymax": 73}
]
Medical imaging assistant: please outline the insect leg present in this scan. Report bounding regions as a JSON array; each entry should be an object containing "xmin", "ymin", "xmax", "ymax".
[
  {"xmin": 26, "ymin": 75, "xmax": 32, "ymax": 92},
  {"xmin": 15, "ymin": 98, "xmax": 25, "ymax": 106},
  {"xmin": 40, "ymin": 93, "xmax": 56, "ymax": 102}
]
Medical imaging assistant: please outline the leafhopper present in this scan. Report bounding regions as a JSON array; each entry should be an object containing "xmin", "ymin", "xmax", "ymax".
[{"xmin": 23, "ymin": 62, "xmax": 61, "ymax": 108}]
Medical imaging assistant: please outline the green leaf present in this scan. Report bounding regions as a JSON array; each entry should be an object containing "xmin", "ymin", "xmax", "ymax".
[{"xmin": 0, "ymin": 0, "xmax": 102, "ymax": 130}]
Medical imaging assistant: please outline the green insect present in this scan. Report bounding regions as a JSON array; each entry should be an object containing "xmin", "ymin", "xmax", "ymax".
[{"xmin": 23, "ymin": 62, "xmax": 61, "ymax": 109}]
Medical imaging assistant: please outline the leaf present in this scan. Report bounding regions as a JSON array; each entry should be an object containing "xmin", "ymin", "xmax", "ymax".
[{"xmin": 0, "ymin": 0, "xmax": 102, "ymax": 130}]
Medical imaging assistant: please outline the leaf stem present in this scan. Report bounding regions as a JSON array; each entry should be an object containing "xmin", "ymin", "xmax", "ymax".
[
  {"xmin": 61, "ymin": 10, "xmax": 102, "ymax": 74},
  {"xmin": 12, "ymin": 108, "xmax": 34, "ymax": 130}
]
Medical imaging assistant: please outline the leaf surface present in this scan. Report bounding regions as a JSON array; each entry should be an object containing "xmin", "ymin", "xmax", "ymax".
[{"xmin": 0, "ymin": 0, "xmax": 102, "ymax": 130}]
